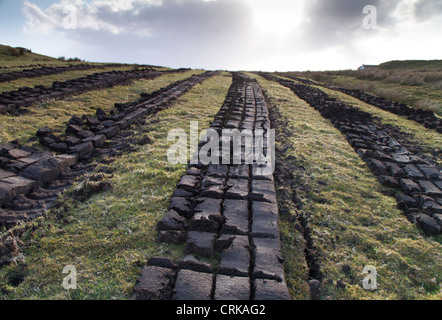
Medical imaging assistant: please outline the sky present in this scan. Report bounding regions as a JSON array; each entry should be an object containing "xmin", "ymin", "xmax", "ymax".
[{"xmin": 0, "ymin": 0, "xmax": 441, "ymax": 71}]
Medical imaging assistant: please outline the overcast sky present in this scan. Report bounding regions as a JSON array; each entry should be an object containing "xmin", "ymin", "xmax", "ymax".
[{"xmin": 0, "ymin": 0, "xmax": 441, "ymax": 71}]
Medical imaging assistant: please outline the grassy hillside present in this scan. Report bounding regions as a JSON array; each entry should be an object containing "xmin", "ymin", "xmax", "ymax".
[
  {"xmin": 379, "ymin": 60, "xmax": 442, "ymax": 71},
  {"xmin": 0, "ymin": 44, "xmax": 56, "ymax": 63}
]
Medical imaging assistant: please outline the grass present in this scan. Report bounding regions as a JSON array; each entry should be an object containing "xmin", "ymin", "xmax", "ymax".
[
  {"xmin": 0, "ymin": 44, "xmax": 160, "ymax": 75},
  {"xmin": 0, "ymin": 69, "xmax": 204, "ymax": 144},
  {"xmin": 1, "ymin": 51, "xmax": 441, "ymax": 300},
  {"xmin": 0, "ymin": 72, "xmax": 233, "ymax": 299},
  {"xmin": 248, "ymin": 73, "xmax": 442, "ymax": 300}
]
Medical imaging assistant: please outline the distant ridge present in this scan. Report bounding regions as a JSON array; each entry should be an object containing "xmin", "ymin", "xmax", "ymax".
[{"xmin": 379, "ymin": 59, "xmax": 442, "ymax": 71}]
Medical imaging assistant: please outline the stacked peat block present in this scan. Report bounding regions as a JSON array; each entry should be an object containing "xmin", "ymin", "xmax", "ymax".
[
  {"xmin": 0, "ymin": 141, "xmax": 77, "ymax": 226},
  {"xmin": 37, "ymin": 109, "xmax": 126, "ymax": 161},
  {"xmin": 0, "ymin": 68, "xmax": 164, "ymax": 114},
  {"xmin": 134, "ymin": 73, "xmax": 290, "ymax": 300},
  {"xmin": 333, "ymin": 87, "xmax": 442, "ymax": 133},
  {"xmin": 0, "ymin": 64, "xmax": 121, "ymax": 83},
  {"xmin": 277, "ymin": 74, "xmax": 442, "ymax": 134},
  {"xmin": 37, "ymin": 71, "xmax": 218, "ymax": 160},
  {"xmin": 279, "ymin": 81, "xmax": 442, "ymax": 236},
  {"xmin": 259, "ymin": 73, "xmax": 442, "ymax": 133},
  {"xmin": 114, "ymin": 71, "xmax": 216, "ymax": 114}
]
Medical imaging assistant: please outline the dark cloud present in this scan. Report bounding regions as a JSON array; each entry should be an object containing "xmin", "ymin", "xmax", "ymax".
[
  {"xmin": 413, "ymin": 0, "xmax": 442, "ymax": 21},
  {"xmin": 298, "ymin": 0, "xmax": 402, "ymax": 49},
  {"xmin": 46, "ymin": 0, "xmax": 256, "ymax": 68},
  {"xmin": 93, "ymin": 0, "xmax": 251, "ymax": 42},
  {"xmin": 304, "ymin": 0, "xmax": 401, "ymax": 26}
]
